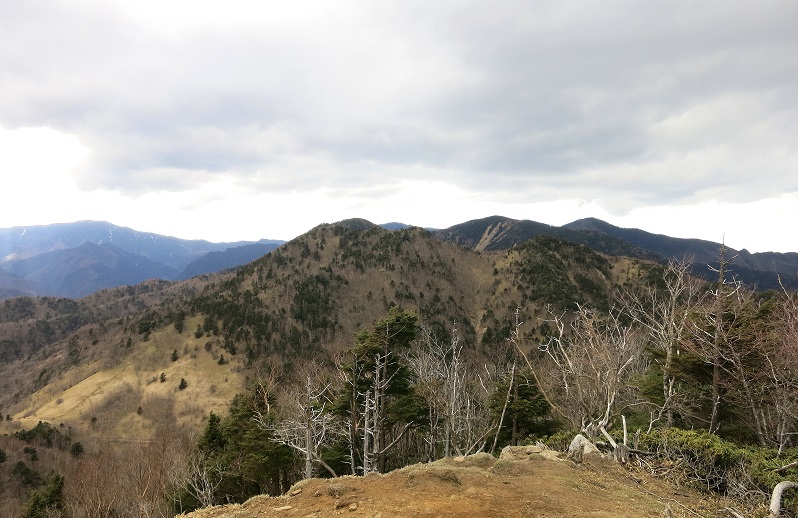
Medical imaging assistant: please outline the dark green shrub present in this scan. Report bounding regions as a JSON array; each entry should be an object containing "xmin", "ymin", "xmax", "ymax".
[
  {"xmin": 14, "ymin": 421, "xmax": 71, "ymax": 449},
  {"xmin": 12, "ymin": 461, "xmax": 43, "ymax": 488},
  {"xmin": 539, "ymin": 430, "xmax": 579, "ymax": 452},
  {"xmin": 638, "ymin": 428, "xmax": 798, "ymax": 512},
  {"xmin": 21, "ymin": 473, "xmax": 64, "ymax": 518},
  {"xmin": 23, "ymin": 446, "xmax": 38, "ymax": 462},
  {"xmin": 70, "ymin": 441, "xmax": 84, "ymax": 457}
]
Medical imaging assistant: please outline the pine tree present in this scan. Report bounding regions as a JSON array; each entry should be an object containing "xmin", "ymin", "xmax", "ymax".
[
  {"xmin": 334, "ymin": 307, "xmax": 425, "ymax": 473},
  {"xmin": 22, "ymin": 473, "xmax": 64, "ymax": 518}
]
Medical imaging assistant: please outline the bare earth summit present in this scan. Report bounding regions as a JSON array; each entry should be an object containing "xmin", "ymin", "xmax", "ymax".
[{"xmin": 178, "ymin": 446, "xmax": 737, "ymax": 518}]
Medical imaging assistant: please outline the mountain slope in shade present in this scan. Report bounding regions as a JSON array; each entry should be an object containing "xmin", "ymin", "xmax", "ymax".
[
  {"xmin": 178, "ymin": 242, "xmax": 283, "ymax": 279},
  {"xmin": 3, "ymin": 242, "xmax": 178, "ymax": 298},
  {"xmin": 564, "ymin": 217, "xmax": 798, "ymax": 290},
  {"xmin": 433, "ymin": 215, "xmax": 559, "ymax": 251},
  {"xmin": 433, "ymin": 216, "xmax": 659, "ymax": 260},
  {"xmin": 379, "ymin": 222, "xmax": 411, "ymax": 230},
  {"xmin": 563, "ymin": 218, "xmax": 722, "ymax": 264},
  {"xmin": 434, "ymin": 216, "xmax": 798, "ymax": 290},
  {"xmin": 333, "ymin": 218, "xmax": 380, "ymax": 231},
  {"xmin": 0, "ymin": 267, "xmax": 39, "ymax": 299}
]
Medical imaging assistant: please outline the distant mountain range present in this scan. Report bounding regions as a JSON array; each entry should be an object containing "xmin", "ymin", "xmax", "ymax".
[
  {"xmin": 0, "ymin": 221, "xmax": 284, "ymax": 298},
  {"xmin": 433, "ymin": 216, "xmax": 798, "ymax": 290},
  {"xmin": 0, "ymin": 216, "xmax": 796, "ymax": 299}
]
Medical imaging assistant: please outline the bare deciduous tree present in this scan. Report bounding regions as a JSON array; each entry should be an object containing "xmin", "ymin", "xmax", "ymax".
[
  {"xmin": 65, "ymin": 425, "xmax": 191, "ymax": 518},
  {"xmin": 175, "ymin": 450, "xmax": 224, "ymax": 510},
  {"xmin": 407, "ymin": 323, "xmax": 498, "ymax": 459},
  {"xmin": 750, "ymin": 284, "xmax": 798, "ymax": 452},
  {"xmin": 525, "ymin": 304, "xmax": 644, "ymax": 441},
  {"xmin": 620, "ymin": 259, "xmax": 703, "ymax": 429},
  {"xmin": 254, "ymin": 364, "xmax": 340, "ymax": 479}
]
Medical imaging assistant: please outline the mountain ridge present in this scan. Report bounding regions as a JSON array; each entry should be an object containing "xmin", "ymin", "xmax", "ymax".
[
  {"xmin": 0, "ymin": 221, "xmax": 286, "ymax": 298},
  {"xmin": 0, "ymin": 221, "xmax": 637, "ymax": 434},
  {"xmin": 429, "ymin": 215, "xmax": 798, "ymax": 290},
  {"xmin": 1, "ymin": 215, "xmax": 796, "ymax": 300},
  {"xmin": 561, "ymin": 217, "xmax": 798, "ymax": 289},
  {"xmin": 0, "ymin": 218, "xmax": 792, "ymax": 517},
  {"xmin": 0, "ymin": 220, "xmax": 272, "ymax": 269}
]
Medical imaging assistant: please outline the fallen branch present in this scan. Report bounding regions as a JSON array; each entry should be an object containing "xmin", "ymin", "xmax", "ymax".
[
  {"xmin": 772, "ymin": 461, "xmax": 798, "ymax": 474},
  {"xmin": 628, "ymin": 448, "xmax": 656, "ymax": 457},
  {"xmin": 600, "ymin": 426, "xmax": 617, "ymax": 449}
]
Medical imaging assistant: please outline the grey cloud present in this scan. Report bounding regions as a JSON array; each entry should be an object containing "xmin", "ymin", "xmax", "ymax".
[{"xmin": 2, "ymin": 0, "xmax": 798, "ymax": 211}]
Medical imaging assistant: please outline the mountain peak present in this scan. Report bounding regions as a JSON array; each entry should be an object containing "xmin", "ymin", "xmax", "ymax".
[
  {"xmin": 563, "ymin": 217, "xmax": 613, "ymax": 231},
  {"xmin": 331, "ymin": 218, "xmax": 379, "ymax": 231}
]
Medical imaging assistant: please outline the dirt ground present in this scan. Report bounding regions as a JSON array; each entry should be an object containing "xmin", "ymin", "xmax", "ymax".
[{"xmin": 178, "ymin": 446, "xmax": 742, "ymax": 518}]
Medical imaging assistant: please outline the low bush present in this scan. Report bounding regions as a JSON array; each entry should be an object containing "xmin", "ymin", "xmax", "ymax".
[{"xmin": 637, "ymin": 428, "xmax": 798, "ymax": 512}]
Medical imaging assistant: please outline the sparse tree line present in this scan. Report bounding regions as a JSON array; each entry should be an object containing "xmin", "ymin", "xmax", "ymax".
[{"xmin": 4, "ymin": 255, "xmax": 798, "ymax": 516}]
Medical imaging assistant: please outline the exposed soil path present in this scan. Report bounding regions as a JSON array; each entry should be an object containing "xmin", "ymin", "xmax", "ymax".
[{"xmin": 179, "ymin": 448, "xmax": 736, "ymax": 518}]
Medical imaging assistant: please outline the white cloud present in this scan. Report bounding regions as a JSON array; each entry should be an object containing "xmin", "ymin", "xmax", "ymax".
[{"xmin": 0, "ymin": 126, "xmax": 91, "ymax": 223}]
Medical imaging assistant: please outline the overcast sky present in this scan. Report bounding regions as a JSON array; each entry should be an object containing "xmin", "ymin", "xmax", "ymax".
[{"xmin": 1, "ymin": 1, "xmax": 797, "ymax": 252}]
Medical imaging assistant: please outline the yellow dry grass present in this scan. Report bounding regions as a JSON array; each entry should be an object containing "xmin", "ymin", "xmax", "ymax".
[{"xmin": 3, "ymin": 318, "xmax": 246, "ymax": 440}]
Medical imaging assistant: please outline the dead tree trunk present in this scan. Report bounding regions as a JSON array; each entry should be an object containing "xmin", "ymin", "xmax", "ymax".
[{"xmin": 769, "ymin": 481, "xmax": 798, "ymax": 517}]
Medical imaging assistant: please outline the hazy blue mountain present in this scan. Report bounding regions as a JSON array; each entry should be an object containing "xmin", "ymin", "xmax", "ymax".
[
  {"xmin": 0, "ymin": 221, "xmax": 284, "ymax": 299},
  {"xmin": 179, "ymin": 242, "xmax": 284, "ymax": 279},
  {"xmin": 0, "ymin": 221, "xmax": 256, "ymax": 271},
  {"xmin": 3, "ymin": 242, "xmax": 178, "ymax": 298},
  {"xmin": 379, "ymin": 222, "xmax": 411, "ymax": 230},
  {"xmin": 0, "ymin": 267, "xmax": 38, "ymax": 299}
]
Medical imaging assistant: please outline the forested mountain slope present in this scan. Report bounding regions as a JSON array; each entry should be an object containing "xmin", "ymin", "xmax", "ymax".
[
  {"xmin": 435, "ymin": 215, "xmax": 798, "ymax": 290},
  {"xmin": 0, "ymin": 221, "xmax": 637, "ymax": 434},
  {"xmin": 2, "ymin": 220, "xmax": 798, "ymax": 517}
]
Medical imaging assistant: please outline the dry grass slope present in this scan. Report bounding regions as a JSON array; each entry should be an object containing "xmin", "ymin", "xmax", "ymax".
[{"xmin": 1, "ymin": 315, "xmax": 245, "ymax": 439}]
